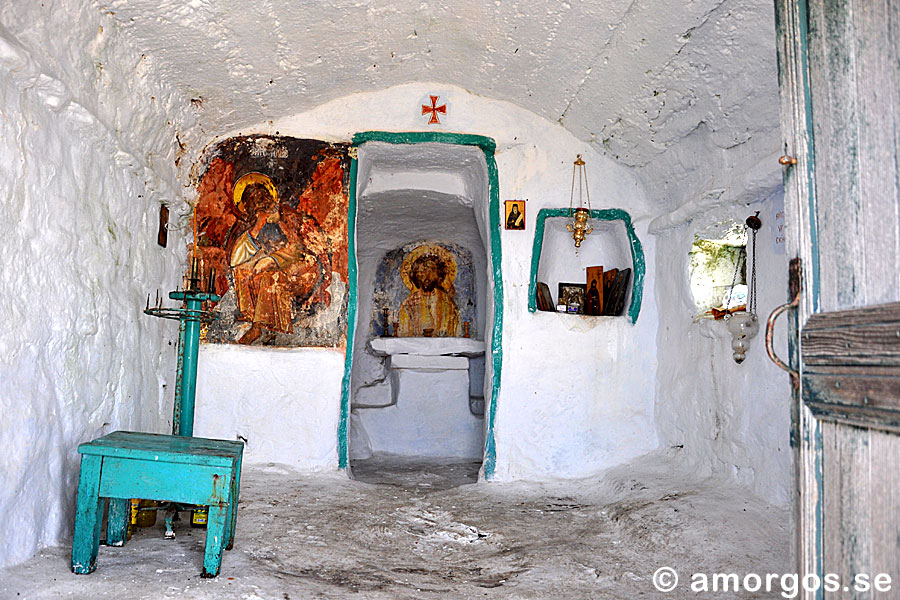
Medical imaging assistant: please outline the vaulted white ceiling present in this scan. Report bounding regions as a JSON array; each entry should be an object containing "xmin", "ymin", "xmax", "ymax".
[{"xmin": 96, "ymin": 0, "xmax": 781, "ymax": 210}]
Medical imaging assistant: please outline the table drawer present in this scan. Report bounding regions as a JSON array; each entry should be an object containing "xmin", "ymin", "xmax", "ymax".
[{"xmin": 98, "ymin": 456, "xmax": 233, "ymax": 507}]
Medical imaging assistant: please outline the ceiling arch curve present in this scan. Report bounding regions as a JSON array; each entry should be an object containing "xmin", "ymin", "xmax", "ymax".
[{"xmin": 96, "ymin": 0, "xmax": 781, "ymax": 212}]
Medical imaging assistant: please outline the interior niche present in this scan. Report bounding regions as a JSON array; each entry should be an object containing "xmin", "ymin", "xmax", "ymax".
[
  {"xmin": 529, "ymin": 208, "xmax": 645, "ymax": 323},
  {"xmin": 349, "ymin": 142, "xmax": 490, "ymax": 461}
]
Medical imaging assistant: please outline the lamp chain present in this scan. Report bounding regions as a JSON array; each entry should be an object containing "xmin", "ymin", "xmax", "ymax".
[
  {"xmin": 725, "ymin": 219, "xmax": 759, "ymax": 312},
  {"xmin": 727, "ymin": 241, "xmax": 745, "ymax": 310},
  {"xmin": 569, "ymin": 161, "xmax": 577, "ymax": 217},
  {"xmin": 581, "ymin": 160, "xmax": 591, "ymax": 212},
  {"xmin": 749, "ymin": 225, "xmax": 758, "ymax": 314}
]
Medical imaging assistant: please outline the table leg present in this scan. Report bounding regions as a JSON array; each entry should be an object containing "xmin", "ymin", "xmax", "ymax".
[
  {"xmin": 226, "ymin": 454, "xmax": 242, "ymax": 550},
  {"xmin": 71, "ymin": 455, "xmax": 103, "ymax": 574},
  {"xmin": 106, "ymin": 498, "xmax": 129, "ymax": 546},
  {"xmin": 200, "ymin": 505, "xmax": 228, "ymax": 578}
]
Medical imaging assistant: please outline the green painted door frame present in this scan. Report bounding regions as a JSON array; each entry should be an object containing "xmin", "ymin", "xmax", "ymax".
[{"xmin": 338, "ymin": 131, "xmax": 504, "ymax": 479}]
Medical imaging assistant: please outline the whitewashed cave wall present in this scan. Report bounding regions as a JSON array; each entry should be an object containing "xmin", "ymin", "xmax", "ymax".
[
  {"xmin": 194, "ymin": 83, "xmax": 660, "ymax": 479},
  {"xmin": 651, "ymin": 190, "xmax": 791, "ymax": 505},
  {"xmin": 631, "ymin": 0, "xmax": 790, "ymax": 505},
  {"xmin": 584, "ymin": 0, "xmax": 782, "ymax": 222},
  {"xmin": 0, "ymin": 5, "xmax": 198, "ymax": 568}
]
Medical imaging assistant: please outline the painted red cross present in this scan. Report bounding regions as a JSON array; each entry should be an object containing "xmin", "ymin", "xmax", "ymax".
[{"xmin": 421, "ymin": 95, "xmax": 447, "ymax": 124}]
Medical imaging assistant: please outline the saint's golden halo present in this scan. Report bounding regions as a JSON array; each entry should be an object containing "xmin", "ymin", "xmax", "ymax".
[
  {"xmin": 232, "ymin": 172, "xmax": 278, "ymax": 210},
  {"xmin": 400, "ymin": 243, "xmax": 458, "ymax": 292}
]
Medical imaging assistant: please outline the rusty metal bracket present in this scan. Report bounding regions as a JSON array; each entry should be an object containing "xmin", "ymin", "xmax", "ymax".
[{"xmin": 767, "ymin": 257, "xmax": 801, "ymax": 385}]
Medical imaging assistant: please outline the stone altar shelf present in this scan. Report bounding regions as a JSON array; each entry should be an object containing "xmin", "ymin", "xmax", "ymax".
[{"xmin": 368, "ymin": 336, "xmax": 485, "ymax": 358}]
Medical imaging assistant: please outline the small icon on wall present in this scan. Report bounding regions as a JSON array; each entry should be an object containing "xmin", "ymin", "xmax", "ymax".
[
  {"xmin": 504, "ymin": 200, "xmax": 526, "ymax": 230},
  {"xmin": 421, "ymin": 95, "xmax": 447, "ymax": 124}
]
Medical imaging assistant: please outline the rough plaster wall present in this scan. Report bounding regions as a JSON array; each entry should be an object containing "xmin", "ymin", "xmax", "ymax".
[
  {"xmin": 357, "ymin": 365, "xmax": 484, "ymax": 459},
  {"xmin": 89, "ymin": 0, "xmax": 633, "ymax": 137},
  {"xmin": 653, "ymin": 192, "xmax": 791, "ymax": 505},
  {"xmin": 633, "ymin": 0, "xmax": 787, "ymax": 504},
  {"xmin": 499, "ymin": 221, "xmax": 659, "ymax": 480},
  {"xmin": 193, "ymin": 346, "xmax": 344, "ymax": 470},
  {"xmin": 0, "ymin": 4, "xmax": 198, "ymax": 568},
  {"xmin": 201, "ymin": 83, "xmax": 659, "ymax": 480},
  {"xmin": 623, "ymin": 0, "xmax": 782, "ymax": 217},
  {"xmin": 623, "ymin": 0, "xmax": 786, "ymax": 504}
]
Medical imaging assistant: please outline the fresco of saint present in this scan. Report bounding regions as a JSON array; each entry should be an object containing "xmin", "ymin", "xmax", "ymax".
[
  {"xmin": 397, "ymin": 244, "xmax": 460, "ymax": 337},
  {"xmin": 192, "ymin": 136, "xmax": 350, "ymax": 348},
  {"xmin": 227, "ymin": 172, "xmax": 326, "ymax": 345}
]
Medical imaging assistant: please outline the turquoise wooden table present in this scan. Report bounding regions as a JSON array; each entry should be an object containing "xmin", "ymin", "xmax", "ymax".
[{"xmin": 71, "ymin": 431, "xmax": 244, "ymax": 577}]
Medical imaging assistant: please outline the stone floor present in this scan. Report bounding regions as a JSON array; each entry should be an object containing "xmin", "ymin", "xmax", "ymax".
[{"xmin": 0, "ymin": 454, "xmax": 789, "ymax": 599}]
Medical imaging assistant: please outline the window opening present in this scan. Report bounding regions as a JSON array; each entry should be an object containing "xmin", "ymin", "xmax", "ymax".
[{"xmin": 689, "ymin": 221, "xmax": 748, "ymax": 318}]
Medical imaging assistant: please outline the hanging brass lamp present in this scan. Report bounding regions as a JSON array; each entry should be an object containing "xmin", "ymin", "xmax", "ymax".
[{"xmin": 567, "ymin": 154, "xmax": 593, "ymax": 248}]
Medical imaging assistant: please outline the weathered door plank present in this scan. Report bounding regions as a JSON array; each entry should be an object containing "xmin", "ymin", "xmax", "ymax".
[
  {"xmin": 803, "ymin": 303, "xmax": 900, "ymax": 429},
  {"xmin": 808, "ymin": 0, "xmax": 865, "ymax": 312},
  {"xmin": 852, "ymin": 0, "xmax": 900, "ymax": 307}
]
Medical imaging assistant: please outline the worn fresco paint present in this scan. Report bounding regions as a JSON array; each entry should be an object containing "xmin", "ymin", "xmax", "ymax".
[
  {"xmin": 193, "ymin": 135, "xmax": 351, "ymax": 348},
  {"xmin": 371, "ymin": 241, "xmax": 477, "ymax": 338}
]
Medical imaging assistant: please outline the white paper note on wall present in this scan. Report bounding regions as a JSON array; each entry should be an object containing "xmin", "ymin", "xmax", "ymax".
[{"xmin": 771, "ymin": 192, "xmax": 785, "ymax": 255}]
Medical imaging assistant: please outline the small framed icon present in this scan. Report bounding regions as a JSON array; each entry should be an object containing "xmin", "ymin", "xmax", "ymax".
[{"xmin": 504, "ymin": 200, "xmax": 525, "ymax": 230}]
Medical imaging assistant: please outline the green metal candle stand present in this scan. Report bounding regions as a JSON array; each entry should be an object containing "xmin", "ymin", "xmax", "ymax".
[
  {"xmin": 145, "ymin": 288, "xmax": 219, "ymax": 437},
  {"xmin": 141, "ymin": 262, "xmax": 219, "ymax": 538}
]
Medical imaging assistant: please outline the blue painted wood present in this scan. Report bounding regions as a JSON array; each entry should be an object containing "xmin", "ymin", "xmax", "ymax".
[
  {"xmin": 71, "ymin": 455, "xmax": 103, "ymax": 574},
  {"xmin": 106, "ymin": 498, "xmax": 129, "ymax": 547},
  {"xmin": 202, "ymin": 505, "xmax": 228, "ymax": 578},
  {"xmin": 71, "ymin": 431, "xmax": 243, "ymax": 577},
  {"xmin": 97, "ymin": 457, "xmax": 232, "ymax": 507},
  {"xmin": 79, "ymin": 431, "xmax": 243, "ymax": 467},
  {"xmin": 168, "ymin": 292, "xmax": 205, "ymax": 436},
  {"xmin": 337, "ymin": 154, "xmax": 358, "ymax": 471},
  {"xmin": 225, "ymin": 451, "xmax": 242, "ymax": 550}
]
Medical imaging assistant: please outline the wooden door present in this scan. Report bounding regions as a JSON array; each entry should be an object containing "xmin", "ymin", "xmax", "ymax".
[{"xmin": 776, "ymin": 0, "xmax": 900, "ymax": 595}]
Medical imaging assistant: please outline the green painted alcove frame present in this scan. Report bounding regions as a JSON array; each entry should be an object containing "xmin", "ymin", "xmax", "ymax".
[
  {"xmin": 527, "ymin": 208, "xmax": 645, "ymax": 324},
  {"xmin": 338, "ymin": 131, "xmax": 504, "ymax": 479}
]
